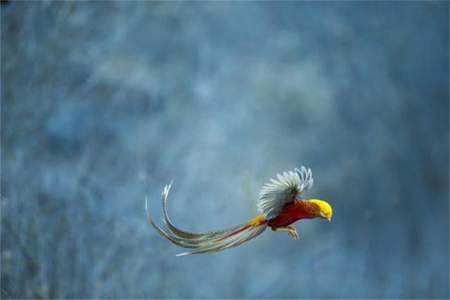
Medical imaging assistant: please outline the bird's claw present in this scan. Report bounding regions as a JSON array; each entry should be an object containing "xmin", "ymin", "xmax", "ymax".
[
  {"xmin": 287, "ymin": 226, "xmax": 299, "ymax": 240},
  {"xmin": 272, "ymin": 226, "xmax": 300, "ymax": 240}
]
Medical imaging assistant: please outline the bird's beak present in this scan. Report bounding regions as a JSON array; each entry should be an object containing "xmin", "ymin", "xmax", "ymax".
[{"xmin": 320, "ymin": 212, "xmax": 331, "ymax": 222}]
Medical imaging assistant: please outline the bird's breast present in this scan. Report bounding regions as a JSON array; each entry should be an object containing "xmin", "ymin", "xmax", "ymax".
[{"xmin": 267, "ymin": 201, "xmax": 315, "ymax": 228}]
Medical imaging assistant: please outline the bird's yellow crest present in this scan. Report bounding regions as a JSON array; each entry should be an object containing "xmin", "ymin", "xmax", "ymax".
[{"xmin": 308, "ymin": 199, "xmax": 333, "ymax": 221}]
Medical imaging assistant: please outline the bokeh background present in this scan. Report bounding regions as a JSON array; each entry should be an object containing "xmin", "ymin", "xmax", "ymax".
[{"xmin": 1, "ymin": 2, "xmax": 449, "ymax": 299}]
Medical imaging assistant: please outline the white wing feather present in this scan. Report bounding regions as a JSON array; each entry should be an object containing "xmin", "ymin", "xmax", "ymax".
[{"xmin": 257, "ymin": 166, "xmax": 314, "ymax": 219}]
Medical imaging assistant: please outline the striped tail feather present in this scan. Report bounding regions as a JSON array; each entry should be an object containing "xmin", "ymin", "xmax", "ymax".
[
  {"xmin": 145, "ymin": 184, "xmax": 268, "ymax": 256},
  {"xmin": 161, "ymin": 183, "xmax": 238, "ymax": 240},
  {"xmin": 175, "ymin": 222, "xmax": 267, "ymax": 256}
]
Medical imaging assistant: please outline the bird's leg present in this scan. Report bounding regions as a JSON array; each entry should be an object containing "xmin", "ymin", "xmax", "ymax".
[
  {"xmin": 272, "ymin": 226, "xmax": 299, "ymax": 240},
  {"xmin": 286, "ymin": 226, "xmax": 299, "ymax": 240}
]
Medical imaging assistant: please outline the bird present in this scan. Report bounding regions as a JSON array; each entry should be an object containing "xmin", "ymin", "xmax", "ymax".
[{"xmin": 145, "ymin": 166, "xmax": 332, "ymax": 256}]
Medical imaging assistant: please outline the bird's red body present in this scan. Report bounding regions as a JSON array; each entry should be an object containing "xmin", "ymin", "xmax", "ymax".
[{"xmin": 267, "ymin": 200, "xmax": 319, "ymax": 228}]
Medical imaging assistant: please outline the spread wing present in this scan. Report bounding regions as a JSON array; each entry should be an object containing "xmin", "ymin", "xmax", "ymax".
[{"xmin": 257, "ymin": 166, "xmax": 314, "ymax": 219}]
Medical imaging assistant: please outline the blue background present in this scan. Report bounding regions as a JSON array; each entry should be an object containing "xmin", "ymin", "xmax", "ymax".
[{"xmin": 2, "ymin": 2, "xmax": 449, "ymax": 298}]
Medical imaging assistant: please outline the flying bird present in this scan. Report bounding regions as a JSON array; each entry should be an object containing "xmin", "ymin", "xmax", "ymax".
[{"xmin": 145, "ymin": 166, "xmax": 332, "ymax": 256}]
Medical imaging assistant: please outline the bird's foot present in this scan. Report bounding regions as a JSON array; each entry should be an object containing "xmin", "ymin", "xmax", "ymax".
[
  {"xmin": 272, "ymin": 226, "xmax": 299, "ymax": 240},
  {"xmin": 287, "ymin": 226, "xmax": 299, "ymax": 240}
]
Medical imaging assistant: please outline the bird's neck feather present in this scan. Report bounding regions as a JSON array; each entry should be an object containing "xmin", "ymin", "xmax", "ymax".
[{"xmin": 292, "ymin": 200, "xmax": 320, "ymax": 219}]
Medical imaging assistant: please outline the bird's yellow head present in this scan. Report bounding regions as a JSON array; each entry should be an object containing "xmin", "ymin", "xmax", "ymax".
[{"xmin": 308, "ymin": 199, "xmax": 333, "ymax": 222}]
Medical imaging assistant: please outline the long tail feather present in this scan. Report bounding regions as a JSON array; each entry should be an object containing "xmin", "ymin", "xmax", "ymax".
[
  {"xmin": 175, "ymin": 224, "xmax": 267, "ymax": 256},
  {"xmin": 160, "ymin": 183, "xmax": 240, "ymax": 240},
  {"xmin": 145, "ymin": 184, "xmax": 267, "ymax": 255}
]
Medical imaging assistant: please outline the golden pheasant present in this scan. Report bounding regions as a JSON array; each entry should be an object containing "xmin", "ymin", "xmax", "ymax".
[{"xmin": 145, "ymin": 166, "xmax": 332, "ymax": 256}]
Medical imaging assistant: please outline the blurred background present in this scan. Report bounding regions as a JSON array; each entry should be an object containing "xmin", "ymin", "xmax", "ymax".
[{"xmin": 1, "ymin": 2, "xmax": 449, "ymax": 299}]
